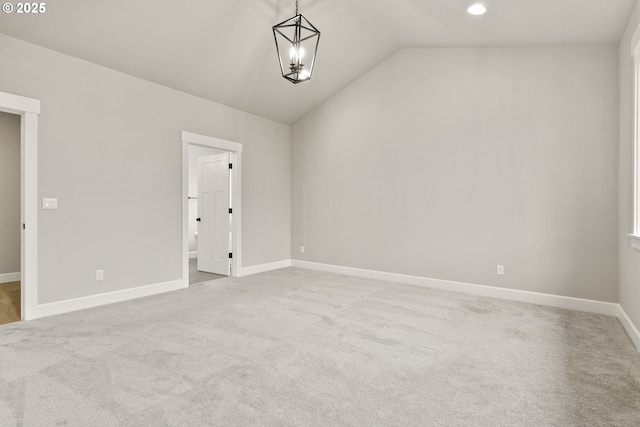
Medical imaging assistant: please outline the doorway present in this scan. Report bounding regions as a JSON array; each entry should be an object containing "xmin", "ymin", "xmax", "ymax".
[
  {"xmin": 0, "ymin": 91, "xmax": 40, "ymax": 321},
  {"xmin": 182, "ymin": 132, "xmax": 243, "ymax": 287},
  {"xmin": 189, "ymin": 149, "xmax": 229, "ymax": 284},
  {"xmin": 0, "ymin": 111, "xmax": 21, "ymax": 325}
]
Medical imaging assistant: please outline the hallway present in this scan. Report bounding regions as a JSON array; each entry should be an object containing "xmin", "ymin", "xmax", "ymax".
[{"xmin": 0, "ymin": 281, "xmax": 20, "ymax": 325}]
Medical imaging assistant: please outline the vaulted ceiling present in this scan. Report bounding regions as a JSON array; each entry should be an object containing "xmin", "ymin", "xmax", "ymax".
[{"xmin": 0, "ymin": 0, "xmax": 636, "ymax": 124}]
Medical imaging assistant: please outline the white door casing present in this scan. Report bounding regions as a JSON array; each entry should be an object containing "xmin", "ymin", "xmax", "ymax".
[
  {"xmin": 0, "ymin": 91, "xmax": 39, "ymax": 320},
  {"xmin": 181, "ymin": 131, "xmax": 242, "ymax": 287},
  {"xmin": 197, "ymin": 153, "xmax": 230, "ymax": 275}
]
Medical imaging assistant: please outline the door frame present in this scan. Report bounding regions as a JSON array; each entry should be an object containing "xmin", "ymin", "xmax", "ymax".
[
  {"xmin": 0, "ymin": 91, "xmax": 40, "ymax": 320},
  {"xmin": 181, "ymin": 131, "xmax": 242, "ymax": 286}
]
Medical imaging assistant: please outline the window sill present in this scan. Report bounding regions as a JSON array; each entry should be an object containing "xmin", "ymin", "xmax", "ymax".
[{"xmin": 628, "ymin": 234, "xmax": 640, "ymax": 250}]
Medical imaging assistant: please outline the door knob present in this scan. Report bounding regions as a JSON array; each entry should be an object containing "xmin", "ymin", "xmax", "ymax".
[{"xmin": 196, "ymin": 218, "xmax": 201, "ymax": 222}]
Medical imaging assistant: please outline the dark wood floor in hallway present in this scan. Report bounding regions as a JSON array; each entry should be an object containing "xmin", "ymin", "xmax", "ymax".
[{"xmin": 0, "ymin": 281, "xmax": 20, "ymax": 325}]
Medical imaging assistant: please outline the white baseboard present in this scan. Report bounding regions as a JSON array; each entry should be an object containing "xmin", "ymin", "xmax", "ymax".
[
  {"xmin": 617, "ymin": 305, "xmax": 640, "ymax": 351},
  {"xmin": 0, "ymin": 272, "xmax": 21, "ymax": 284},
  {"xmin": 20, "ymin": 259, "xmax": 639, "ymax": 352},
  {"xmin": 33, "ymin": 279, "xmax": 183, "ymax": 319},
  {"xmin": 189, "ymin": 251, "xmax": 197, "ymax": 259},
  {"xmin": 239, "ymin": 259, "xmax": 292, "ymax": 277},
  {"xmin": 291, "ymin": 260, "xmax": 619, "ymax": 317}
]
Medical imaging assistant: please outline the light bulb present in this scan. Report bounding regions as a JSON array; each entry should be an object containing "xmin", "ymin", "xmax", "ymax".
[
  {"xmin": 289, "ymin": 45, "xmax": 305, "ymax": 61},
  {"xmin": 467, "ymin": 3, "xmax": 486, "ymax": 15}
]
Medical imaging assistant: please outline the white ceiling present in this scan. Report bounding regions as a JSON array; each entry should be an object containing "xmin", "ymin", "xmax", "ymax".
[{"xmin": 0, "ymin": 0, "xmax": 636, "ymax": 124}]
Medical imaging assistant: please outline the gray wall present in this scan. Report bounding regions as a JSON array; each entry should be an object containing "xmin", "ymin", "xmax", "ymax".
[
  {"xmin": 292, "ymin": 47, "xmax": 619, "ymax": 302},
  {"xmin": 619, "ymin": 2, "xmax": 640, "ymax": 331},
  {"xmin": 0, "ymin": 111, "xmax": 20, "ymax": 276},
  {"xmin": 0, "ymin": 34, "xmax": 291, "ymax": 304}
]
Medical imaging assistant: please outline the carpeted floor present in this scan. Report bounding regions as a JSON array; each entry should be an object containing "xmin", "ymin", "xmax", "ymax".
[{"xmin": 1, "ymin": 267, "xmax": 639, "ymax": 426}]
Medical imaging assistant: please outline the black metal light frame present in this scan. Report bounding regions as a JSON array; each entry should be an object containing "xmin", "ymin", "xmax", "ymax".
[{"xmin": 272, "ymin": 1, "xmax": 320, "ymax": 84}]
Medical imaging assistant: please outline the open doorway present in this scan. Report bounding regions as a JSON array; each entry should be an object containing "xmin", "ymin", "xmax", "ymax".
[
  {"xmin": 182, "ymin": 132, "xmax": 243, "ymax": 287},
  {"xmin": 188, "ymin": 146, "xmax": 229, "ymax": 284},
  {"xmin": 0, "ymin": 111, "xmax": 21, "ymax": 325},
  {"xmin": 0, "ymin": 91, "xmax": 40, "ymax": 322}
]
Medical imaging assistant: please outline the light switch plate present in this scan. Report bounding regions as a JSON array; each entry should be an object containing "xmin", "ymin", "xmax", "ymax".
[{"xmin": 42, "ymin": 198, "xmax": 58, "ymax": 210}]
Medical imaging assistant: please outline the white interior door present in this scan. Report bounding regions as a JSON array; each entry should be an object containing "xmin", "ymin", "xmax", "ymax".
[{"xmin": 197, "ymin": 153, "xmax": 230, "ymax": 275}]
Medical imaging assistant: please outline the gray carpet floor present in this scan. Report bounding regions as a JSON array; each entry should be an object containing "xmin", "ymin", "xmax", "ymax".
[
  {"xmin": 1, "ymin": 267, "xmax": 639, "ymax": 427},
  {"xmin": 189, "ymin": 258, "xmax": 226, "ymax": 285}
]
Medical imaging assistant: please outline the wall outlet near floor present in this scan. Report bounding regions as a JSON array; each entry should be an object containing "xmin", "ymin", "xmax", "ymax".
[
  {"xmin": 497, "ymin": 265, "xmax": 505, "ymax": 276},
  {"xmin": 96, "ymin": 269, "xmax": 104, "ymax": 280},
  {"xmin": 300, "ymin": 246, "xmax": 305, "ymax": 253}
]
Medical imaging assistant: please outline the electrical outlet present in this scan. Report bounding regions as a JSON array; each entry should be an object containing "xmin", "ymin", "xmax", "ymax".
[
  {"xmin": 96, "ymin": 269, "xmax": 104, "ymax": 280},
  {"xmin": 300, "ymin": 246, "xmax": 305, "ymax": 253},
  {"xmin": 497, "ymin": 265, "xmax": 505, "ymax": 276}
]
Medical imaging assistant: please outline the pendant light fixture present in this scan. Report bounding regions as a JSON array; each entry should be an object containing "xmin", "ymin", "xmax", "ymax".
[{"xmin": 272, "ymin": 0, "xmax": 320, "ymax": 84}]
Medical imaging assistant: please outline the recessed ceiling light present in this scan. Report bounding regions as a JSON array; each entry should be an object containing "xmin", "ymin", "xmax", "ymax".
[{"xmin": 467, "ymin": 3, "xmax": 487, "ymax": 15}]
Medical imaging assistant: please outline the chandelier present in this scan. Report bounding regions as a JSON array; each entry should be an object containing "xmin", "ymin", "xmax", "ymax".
[{"xmin": 272, "ymin": 0, "xmax": 320, "ymax": 84}]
